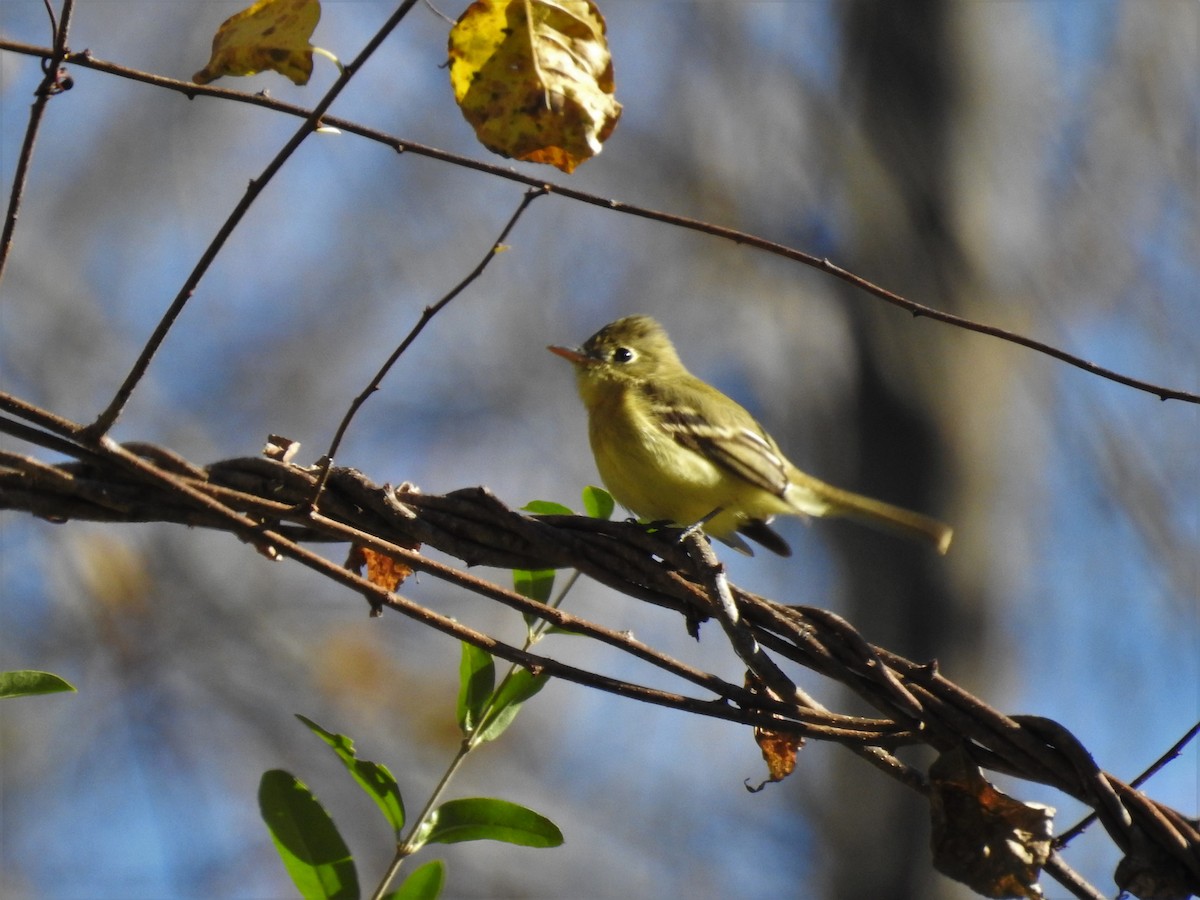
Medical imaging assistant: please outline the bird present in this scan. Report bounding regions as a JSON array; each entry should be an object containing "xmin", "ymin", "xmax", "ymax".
[{"xmin": 548, "ymin": 314, "xmax": 953, "ymax": 556}]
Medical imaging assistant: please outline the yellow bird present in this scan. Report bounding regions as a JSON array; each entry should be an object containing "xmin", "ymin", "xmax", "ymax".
[{"xmin": 549, "ymin": 314, "xmax": 952, "ymax": 556}]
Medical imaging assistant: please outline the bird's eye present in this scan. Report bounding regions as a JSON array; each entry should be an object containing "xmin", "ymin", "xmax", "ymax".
[{"xmin": 612, "ymin": 346, "xmax": 635, "ymax": 364}]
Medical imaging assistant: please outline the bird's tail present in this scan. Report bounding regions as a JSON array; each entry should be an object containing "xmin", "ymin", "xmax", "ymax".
[{"xmin": 787, "ymin": 473, "xmax": 953, "ymax": 554}]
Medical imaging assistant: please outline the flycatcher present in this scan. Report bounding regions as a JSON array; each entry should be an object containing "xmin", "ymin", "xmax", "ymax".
[{"xmin": 549, "ymin": 314, "xmax": 953, "ymax": 556}]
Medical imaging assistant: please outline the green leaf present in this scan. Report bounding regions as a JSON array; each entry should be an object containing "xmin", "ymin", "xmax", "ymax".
[
  {"xmin": 295, "ymin": 715, "xmax": 405, "ymax": 836},
  {"xmin": 473, "ymin": 668, "xmax": 549, "ymax": 745},
  {"xmin": 521, "ymin": 499, "xmax": 574, "ymax": 516},
  {"xmin": 258, "ymin": 769, "xmax": 359, "ymax": 900},
  {"xmin": 425, "ymin": 797, "xmax": 563, "ymax": 848},
  {"xmin": 0, "ymin": 670, "xmax": 76, "ymax": 698},
  {"xmin": 456, "ymin": 642, "xmax": 495, "ymax": 734},
  {"xmin": 581, "ymin": 485, "xmax": 614, "ymax": 520},
  {"xmin": 386, "ymin": 859, "xmax": 446, "ymax": 900},
  {"xmin": 515, "ymin": 566, "xmax": 558, "ymax": 636},
  {"xmin": 513, "ymin": 567, "xmax": 555, "ymax": 603}
]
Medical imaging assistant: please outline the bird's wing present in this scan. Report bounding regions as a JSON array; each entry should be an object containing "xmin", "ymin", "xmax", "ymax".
[{"xmin": 644, "ymin": 383, "xmax": 790, "ymax": 497}]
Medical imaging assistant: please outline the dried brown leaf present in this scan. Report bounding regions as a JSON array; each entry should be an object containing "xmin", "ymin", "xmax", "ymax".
[
  {"xmin": 346, "ymin": 544, "xmax": 416, "ymax": 595},
  {"xmin": 929, "ymin": 747, "xmax": 1055, "ymax": 899}
]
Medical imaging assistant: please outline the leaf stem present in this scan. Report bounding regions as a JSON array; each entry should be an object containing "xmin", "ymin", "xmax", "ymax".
[
  {"xmin": 372, "ymin": 555, "xmax": 579, "ymax": 897},
  {"xmin": 311, "ymin": 45, "xmax": 344, "ymax": 73},
  {"xmin": 372, "ymin": 742, "xmax": 472, "ymax": 900}
]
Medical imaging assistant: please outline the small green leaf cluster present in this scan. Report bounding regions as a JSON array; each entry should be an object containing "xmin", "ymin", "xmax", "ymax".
[
  {"xmin": 457, "ymin": 643, "xmax": 549, "ymax": 748},
  {"xmin": 256, "ymin": 487, "xmax": 613, "ymax": 898},
  {"xmin": 259, "ymin": 677, "xmax": 561, "ymax": 899}
]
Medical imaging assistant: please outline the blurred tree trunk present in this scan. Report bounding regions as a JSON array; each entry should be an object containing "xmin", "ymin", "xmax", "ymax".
[{"xmin": 825, "ymin": 2, "xmax": 984, "ymax": 897}]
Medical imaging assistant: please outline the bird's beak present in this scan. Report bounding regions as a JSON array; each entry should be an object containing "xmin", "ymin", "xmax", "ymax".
[{"xmin": 547, "ymin": 345, "xmax": 593, "ymax": 366}]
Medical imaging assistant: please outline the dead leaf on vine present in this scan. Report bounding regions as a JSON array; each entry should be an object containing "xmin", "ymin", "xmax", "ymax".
[
  {"xmin": 744, "ymin": 671, "xmax": 802, "ymax": 791},
  {"xmin": 447, "ymin": 0, "xmax": 622, "ymax": 173},
  {"xmin": 752, "ymin": 727, "xmax": 802, "ymax": 788},
  {"xmin": 1115, "ymin": 827, "xmax": 1198, "ymax": 900},
  {"xmin": 929, "ymin": 747, "xmax": 1055, "ymax": 898},
  {"xmin": 347, "ymin": 544, "xmax": 415, "ymax": 597},
  {"xmin": 193, "ymin": 0, "xmax": 321, "ymax": 86}
]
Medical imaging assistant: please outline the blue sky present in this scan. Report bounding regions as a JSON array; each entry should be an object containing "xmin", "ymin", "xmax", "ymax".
[{"xmin": 2, "ymin": 2, "xmax": 1197, "ymax": 898}]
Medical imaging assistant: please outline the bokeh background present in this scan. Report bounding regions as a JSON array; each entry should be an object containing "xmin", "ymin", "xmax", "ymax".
[{"xmin": 2, "ymin": 1, "xmax": 1197, "ymax": 898}]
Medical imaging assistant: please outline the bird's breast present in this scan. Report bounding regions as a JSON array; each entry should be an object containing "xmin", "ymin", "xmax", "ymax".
[{"xmin": 584, "ymin": 383, "xmax": 731, "ymax": 525}]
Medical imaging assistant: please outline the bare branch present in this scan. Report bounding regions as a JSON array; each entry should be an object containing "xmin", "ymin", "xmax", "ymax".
[
  {"xmin": 0, "ymin": 0, "xmax": 77, "ymax": 282},
  {"xmin": 0, "ymin": 38, "xmax": 1193, "ymax": 405},
  {"xmin": 1, "ymin": 414, "xmax": 1196, "ymax": 896},
  {"xmin": 80, "ymin": 0, "xmax": 424, "ymax": 437},
  {"xmin": 312, "ymin": 186, "xmax": 547, "ymax": 501}
]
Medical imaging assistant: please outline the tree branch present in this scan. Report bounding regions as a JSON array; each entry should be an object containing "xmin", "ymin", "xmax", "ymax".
[
  {"xmin": 1, "ymin": 417, "xmax": 1196, "ymax": 896},
  {"xmin": 0, "ymin": 38, "xmax": 1194, "ymax": 405},
  {"xmin": 78, "ymin": 0, "xmax": 426, "ymax": 436},
  {"xmin": 312, "ymin": 185, "xmax": 547, "ymax": 501},
  {"xmin": 0, "ymin": 1, "xmax": 76, "ymax": 282}
]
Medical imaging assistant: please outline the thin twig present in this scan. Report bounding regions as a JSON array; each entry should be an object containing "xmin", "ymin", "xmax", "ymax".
[
  {"xmin": 1042, "ymin": 853, "xmax": 1108, "ymax": 900},
  {"xmin": 0, "ymin": 0, "xmax": 77, "ymax": 283},
  {"xmin": 0, "ymin": 39, "xmax": 1193, "ymax": 406},
  {"xmin": 310, "ymin": 186, "xmax": 547, "ymax": 502},
  {"xmin": 83, "ymin": 0, "xmax": 423, "ymax": 437},
  {"xmin": 40, "ymin": 0, "xmax": 59, "ymax": 34},
  {"xmin": 1056, "ymin": 719, "xmax": 1200, "ymax": 849}
]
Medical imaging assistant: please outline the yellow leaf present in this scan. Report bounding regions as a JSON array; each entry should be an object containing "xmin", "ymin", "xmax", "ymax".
[
  {"xmin": 448, "ymin": 0, "xmax": 622, "ymax": 173},
  {"xmin": 193, "ymin": 0, "xmax": 322, "ymax": 86}
]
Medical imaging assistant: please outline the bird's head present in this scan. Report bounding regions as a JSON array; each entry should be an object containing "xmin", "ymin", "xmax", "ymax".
[{"xmin": 548, "ymin": 315, "xmax": 684, "ymax": 389}]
